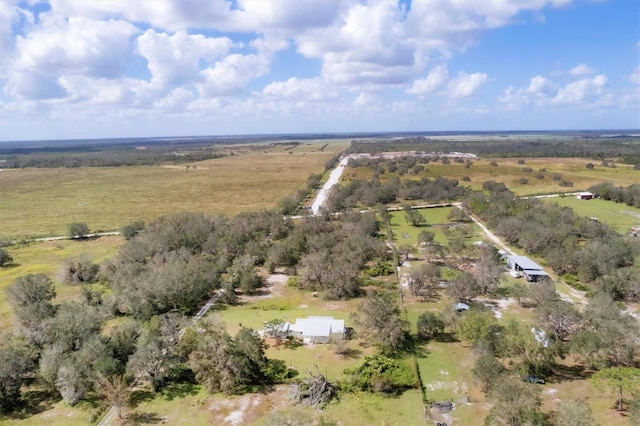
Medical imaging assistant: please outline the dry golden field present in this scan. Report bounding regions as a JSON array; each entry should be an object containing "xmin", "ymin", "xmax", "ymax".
[
  {"xmin": 0, "ymin": 141, "xmax": 347, "ymax": 238},
  {"xmin": 346, "ymin": 157, "xmax": 639, "ymax": 196}
]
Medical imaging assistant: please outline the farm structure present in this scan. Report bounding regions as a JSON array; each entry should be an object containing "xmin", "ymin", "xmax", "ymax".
[
  {"xmin": 507, "ymin": 255, "xmax": 549, "ymax": 283},
  {"xmin": 263, "ymin": 316, "xmax": 346, "ymax": 344},
  {"xmin": 576, "ymin": 192, "xmax": 595, "ymax": 200}
]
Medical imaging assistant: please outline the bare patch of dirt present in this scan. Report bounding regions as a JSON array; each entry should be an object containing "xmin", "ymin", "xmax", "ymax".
[
  {"xmin": 324, "ymin": 301, "xmax": 351, "ymax": 310},
  {"xmin": 478, "ymin": 297, "xmax": 517, "ymax": 319},
  {"xmin": 240, "ymin": 273, "xmax": 289, "ymax": 302},
  {"xmin": 207, "ymin": 385, "xmax": 292, "ymax": 425}
]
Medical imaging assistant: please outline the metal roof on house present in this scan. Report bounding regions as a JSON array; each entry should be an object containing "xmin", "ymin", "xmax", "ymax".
[
  {"xmin": 291, "ymin": 316, "xmax": 345, "ymax": 338},
  {"xmin": 509, "ymin": 255, "xmax": 544, "ymax": 271}
]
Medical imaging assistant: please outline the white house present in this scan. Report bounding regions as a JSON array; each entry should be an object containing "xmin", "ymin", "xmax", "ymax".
[{"xmin": 289, "ymin": 316, "xmax": 346, "ymax": 344}]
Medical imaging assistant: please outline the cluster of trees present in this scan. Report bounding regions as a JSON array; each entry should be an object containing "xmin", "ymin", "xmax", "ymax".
[
  {"xmin": 464, "ymin": 182, "xmax": 640, "ymax": 298},
  {"xmin": 181, "ymin": 318, "xmax": 287, "ymax": 395},
  {"xmin": 403, "ymin": 243, "xmax": 503, "ymax": 304},
  {"xmin": 0, "ymin": 273, "xmax": 287, "ymax": 412},
  {"xmin": 326, "ymin": 174, "xmax": 467, "ymax": 212},
  {"xmin": 0, "ymin": 208, "xmax": 393, "ymax": 413},
  {"xmin": 3, "ymin": 273, "xmax": 117, "ymax": 407},
  {"xmin": 589, "ymin": 182, "xmax": 640, "ymax": 208},
  {"xmin": 294, "ymin": 213, "xmax": 387, "ymax": 299},
  {"xmin": 101, "ymin": 210, "xmax": 388, "ymax": 318}
]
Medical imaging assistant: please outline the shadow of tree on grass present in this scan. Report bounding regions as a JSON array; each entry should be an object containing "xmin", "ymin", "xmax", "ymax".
[
  {"xmin": 0, "ymin": 389, "xmax": 59, "ymax": 420},
  {"xmin": 126, "ymin": 411, "xmax": 162, "ymax": 425},
  {"xmin": 160, "ymin": 383, "xmax": 200, "ymax": 401},
  {"xmin": 129, "ymin": 390, "xmax": 155, "ymax": 409}
]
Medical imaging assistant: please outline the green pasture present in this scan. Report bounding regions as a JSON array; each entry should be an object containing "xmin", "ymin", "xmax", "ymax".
[
  {"xmin": 322, "ymin": 389, "xmax": 425, "ymax": 426},
  {"xmin": 0, "ymin": 236, "xmax": 121, "ymax": 329},
  {"xmin": 389, "ymin": 207, "xmax": 482, "ymax": 246},
  {"xmin": 543, "ymin": 197, "xmax": 640, "ymax": 233},
  {"xmin": 390, "ymin": 207, "xmax": 451, "ymax": 246},
  {"xmin": 0, "ymin": 142, "xmax": 345, "ymax": 239}
]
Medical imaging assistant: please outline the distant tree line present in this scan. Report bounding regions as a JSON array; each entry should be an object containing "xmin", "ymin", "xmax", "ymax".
[
  {"xmin": 0, "ymin": 149, "xmax": 226, "ymax": 168},
  {"xmin": 325, "ymin": 160, "xmax": 468, "ymax": 212},
  {"xmin": 348, "ymin": 136, "xmax": 640, "ymax": 165}
]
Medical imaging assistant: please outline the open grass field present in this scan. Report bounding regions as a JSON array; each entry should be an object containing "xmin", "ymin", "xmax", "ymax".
[
  {"xmin": 0, "ymin": 140, "xmax": 347, "ymax": 239},
  {"xmin": 120, "ymin": 383, "xmax": 426, "ymax": 426},
  {"xmin": 347, "ymin": 157, "xmax": 639, "ymax": 197},
  {"xmin": 542, "ymin": 197, "xmax": 640, "ymax": 233},
  {"xmin": 0, "ymin": 236, "xmax": 122, "ymax": 329},
  {"xmin": 390, "ymin": 206, "xmax": 483, "ymax": 247}
]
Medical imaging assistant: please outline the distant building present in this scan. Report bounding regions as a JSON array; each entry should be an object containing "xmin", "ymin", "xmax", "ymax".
[{"xmin": 576, "ymin": 192, "xmax": 594, "ymax": 200}]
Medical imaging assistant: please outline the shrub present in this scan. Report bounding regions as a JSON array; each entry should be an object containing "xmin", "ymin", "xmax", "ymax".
[
  {"xmin": 343, "ymin": 354, "xmax": 418, "ymax": 394},
  {"xmin": 0, "ymin": 248, "xmax": 13, "ymax": 267},
  {"xmin": 67, "ymin": 222, "xmax": 89, "ymax": 238},
  {"xmin": 562, "ymin": 274, "xmax": 590, "ymax": 292},
  {"xmin": 121, "ymin": 221, "xmax": 145, "ymax": 240}
]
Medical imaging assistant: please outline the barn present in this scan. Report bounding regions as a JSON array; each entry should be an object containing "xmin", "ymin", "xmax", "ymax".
[
  {"xmin": 576, "ymin": 192, "xmax": 594, "ymax": 200},
  {"xmin": 507, "ymin": 255, "xmax": 549, "ymax": 283}
]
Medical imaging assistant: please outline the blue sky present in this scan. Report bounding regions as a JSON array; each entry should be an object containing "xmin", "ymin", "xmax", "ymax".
[{"xmin": 0, "ymin": 0, "xmax": 638, "ymax": 140}]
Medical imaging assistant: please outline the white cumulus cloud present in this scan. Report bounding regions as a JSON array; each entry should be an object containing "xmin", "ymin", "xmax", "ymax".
[
  {"xmin": 569, "ymin": 63, "xmax": 594, "ymax": 76},
  {"xmin": 137, "ymin": 30, "xmax": 233, "ymax": 86},
  {"xmin": 552, "ymin": 74, "xmax": 608, "ymax": 105},
  {"xmin": 6, "ymin": 16, "xmax": 138, "ymax": 99},
  {"xmin": 448, "ymin": 72, "xmax": 488, "ymax": 98},
  {"xmin": 499, "ymin": 73, "xmax": 612, "ymax": 109},
  {"xmin": 261, "ymin": 77, "xmax": 336, "ymax": 102},
  {"xmin": 406, "ymin": 64, "xmax": 449, "ymax": 97}
]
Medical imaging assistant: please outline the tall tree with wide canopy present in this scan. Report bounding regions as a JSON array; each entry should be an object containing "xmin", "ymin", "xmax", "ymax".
[{"xmin": 351, "ymin": 292, "xmax": 407, "ymax": 353}]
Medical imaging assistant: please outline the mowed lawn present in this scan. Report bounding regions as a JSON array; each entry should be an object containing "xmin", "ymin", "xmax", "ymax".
[
  {"xmin": 543, "ymin": 197, "xmax": 640, "ymax": 233},
  {"xmin": 0, "ymin": 142, "xmax": 345, "ymax": 239}
]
